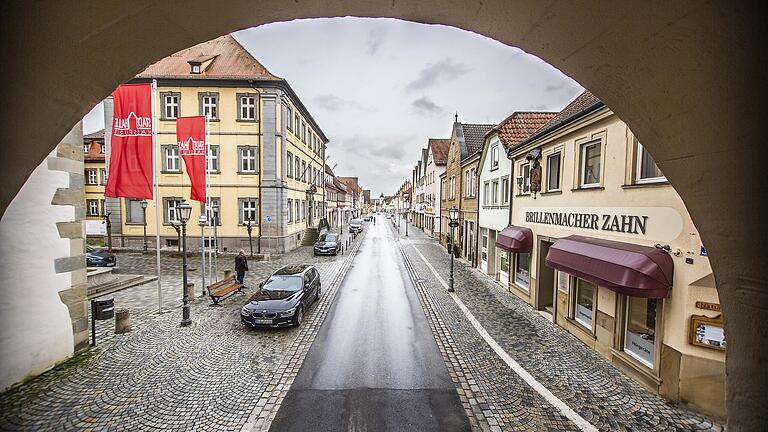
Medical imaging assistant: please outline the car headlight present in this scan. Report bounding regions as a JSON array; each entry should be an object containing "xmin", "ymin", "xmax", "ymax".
[
  {"xmin": 279, "ymin": 307, "xmax": 297, "ymax": 317},
  {"xmin": 241, "ymin": 307, "xmax": 250, "ymax": 315}
]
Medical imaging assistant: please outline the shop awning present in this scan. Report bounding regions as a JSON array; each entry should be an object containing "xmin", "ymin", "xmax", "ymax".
[
  {"xmin": 496, "ymin": 226, "xmax": 533, "ymax": 253},
  {"xmin": 545, "ymin": 235, "xmax": 673, "ymax": 298}
]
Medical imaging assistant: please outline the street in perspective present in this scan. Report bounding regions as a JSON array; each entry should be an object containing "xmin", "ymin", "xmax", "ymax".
[{"xmin": 1, "ymin": 9, "xmax": 752, "ymax": 432}]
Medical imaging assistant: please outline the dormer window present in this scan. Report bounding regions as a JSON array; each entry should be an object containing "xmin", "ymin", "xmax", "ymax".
[
  {"xmin": 187, "ymin": 55, "xmax": 217, "ymax": 75},
  {"xmin": 190, "ymin": 64, "xmax": 201, "ymax": 74}
]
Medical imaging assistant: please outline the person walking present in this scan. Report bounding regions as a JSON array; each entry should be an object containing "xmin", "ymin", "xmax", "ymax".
[{"xmin": 235, "ymin": 250, "xmax": 248, "ymax": 286}]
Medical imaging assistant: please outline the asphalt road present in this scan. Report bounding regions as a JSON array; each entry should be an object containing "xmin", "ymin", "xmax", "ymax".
[{"xmin": 269, "ymin": 216, "xmax": 471, "ymax": 432}]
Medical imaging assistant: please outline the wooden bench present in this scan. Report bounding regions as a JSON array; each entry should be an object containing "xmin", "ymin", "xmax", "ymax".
[{"xmin": 207, "ymin": 275, "xmax": 243, "ymax": 306}]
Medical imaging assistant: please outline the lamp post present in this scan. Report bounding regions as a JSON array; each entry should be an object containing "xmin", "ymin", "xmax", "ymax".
[
  {"xmin": 103, "ymin": 212, "xmax": 113, "ymax": 252},
  {"xmin": 244, "ymin": 217, "xmax": 254, "ymax": 258},
  {"xmin": 211, "ymin": 201, "xmax": 219, "ymax": 278},
  {"xmin": 176, "ymin": 200, "xmax": 193, "ymax": 326},
  {"xmin": 141, "ymin": 200, "xmax": 148, "ymax": 254},
  {"xmin": 198, "ymin": 214, "xmax": 207, "ymax": 297},
  {"xmin": 448, "ymin": 206, "xmax": 459, "ymax": 293}
]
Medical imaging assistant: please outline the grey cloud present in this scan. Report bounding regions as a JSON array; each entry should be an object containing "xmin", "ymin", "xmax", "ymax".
[
  {"xmin": 366, "ymin": 27, "xmax": 387, "ymax": 55},
  {"xmin": 313, "ymin": 94, "xmax": 363, "ymax": 112},
  {"xmin": 544, "ymin": 82, "xmax": 566, "ymax": 92},
  {"xmin": 405, "ymin": 58, "xmax": 471, "ymax": 92},
  {"xmin": 411, "ymin": 96, "xmax": 444, "ymax": 116}
]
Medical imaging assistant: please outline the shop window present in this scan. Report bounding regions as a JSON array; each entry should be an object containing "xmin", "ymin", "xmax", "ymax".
[
  {"xmin": 547, "ymin": 152, "xmax": 561, "ymax": 191},
  {"xmin": 579, "ymin": 140, "xmax": 601, "ymax": 187},
  {"xmin": 635, "ymin": 142, "xmax": 666, "ymax": 184},
  {"xmin": 514, "ymin": 252, "xmax": 530, "ymax": 290},
  {"xmin": 623, "ymin": 297, "xmax": 659, "ymax": 368},
  {"xmin": 573, "ymin": 278, "xmax": 596, "ymax": 331},
  {"xmin": 498, "ymin": 250, "xmax": 510, "ymax": 275}
]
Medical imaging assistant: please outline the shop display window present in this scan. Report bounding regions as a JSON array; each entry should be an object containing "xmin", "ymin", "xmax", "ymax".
[
  {"xmin": 624, "ymin": 297, "xmax": 658, "ymax": 368},
  {"xmin": 514, "ymin": 252, "xmax": 530, "ymax": 289},
  {"xmin": 574, "ymin": 278, "xmax": 595, "ymax": 330}
]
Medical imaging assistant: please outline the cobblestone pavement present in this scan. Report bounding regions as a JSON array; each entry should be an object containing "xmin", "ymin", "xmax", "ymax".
[
  {"xmin": 0, "ymin": 231, "xmax": 364, "ymax": 432},
  {"xmin": 395, "ymin": 225, "xmax": 723, "ymax": 432}
]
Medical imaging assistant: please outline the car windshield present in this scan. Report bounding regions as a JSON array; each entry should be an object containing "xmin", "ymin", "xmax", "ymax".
[
  {"xmin": 86, "ymin": 246, "xmax": 95, "ymax": 252},
  {"xmin": 263, "ymin": 276, "xmax": 303, "ymax": 292},
  {"xmin": 350, "ymin": 219, "xmax": 362, "ymax": 225},
  {"xmin": 320, "ymin": 234, "xmax": 337, "ymax": 242}
]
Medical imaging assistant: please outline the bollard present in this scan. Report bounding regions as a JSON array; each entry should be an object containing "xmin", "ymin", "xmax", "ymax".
[
  {"xmin": 186, "ymin": 282, "xmax": 195, "ymax": 301},
  {"xmin": 115, "ymin": 308, "xmax": 131, "ymax": 334}
]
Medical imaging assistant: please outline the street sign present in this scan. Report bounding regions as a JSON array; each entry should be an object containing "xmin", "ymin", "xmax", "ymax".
[{"xmin": 265, "ymin": 215, "xmax": 272, "ymax": 222}]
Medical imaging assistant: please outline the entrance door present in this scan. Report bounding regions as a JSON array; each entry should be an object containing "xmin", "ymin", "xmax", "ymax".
[{"xmin": 536, "ymin": 239, "xmax": 555, "ymax": 317}]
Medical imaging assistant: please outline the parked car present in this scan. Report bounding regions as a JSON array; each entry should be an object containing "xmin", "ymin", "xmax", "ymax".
[
  {"xmin": 349, "ymin": 218, "xmax": 364, "ymax": 234},
  {"xmin": 363, "ymin": 215, "xmax": 372, "ymax": 221},
  {"xmin": 86, "ymin": 246, "xmax": 116, "ymax": 267},
  {"xmin": 240, "ymin": 264, "xmax": 321, "ymax": 328},
  {"xmin": 313, "ymin": 232, "xmax": 341, "ymax": 256}
]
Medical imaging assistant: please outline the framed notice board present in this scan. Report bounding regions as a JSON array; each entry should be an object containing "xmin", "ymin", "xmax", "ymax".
[{"xmin": 689, "ymin": 314, "xmax": 725, "ymax": 351}]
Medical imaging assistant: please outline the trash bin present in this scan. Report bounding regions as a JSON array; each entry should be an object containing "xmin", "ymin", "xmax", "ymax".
[{"xmin": 92, "ymin": 297, "xmax": 115, "ymax": 320}]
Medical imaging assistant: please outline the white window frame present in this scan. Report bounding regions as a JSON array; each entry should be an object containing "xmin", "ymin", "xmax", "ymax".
[
  {"xmin": 491, "ymin": 144, "xmax": 499, "ymax": 170},
  {"xmin": 239, "ymin": 95, "xmax": 257, "ymax": 121},
  {"xmin": 204, "ymin": 198, "xmax": 221, "ymax": 226},
  {"xmin": 491, "ymin": 179, "xmax": 499, "ymax": 205},
  {"xmin": 206, "ymin": 145, "xmax": 219, "ymax": 173},
  {"xmin": 287, "ymin": 198, "xmax": 293, "ymax": 223},
  {"xmin": 501, "ymin": 176, "xmax": 510, "ymax": 205},
  {"xmin": 165, "ymin": 198, "xmax": 182, "ymax": 224},
  {"xmin": 163, "ymin": 93, "xmax": 179, "ymax": 119},
  {"xmin": 286, "ymin": 106, "xmax": 293, "ymax": 130},
  {"xmin": 286, "ymin": 151, "xmax": 294, "ymax": 178},
  {"xmin": 514, "ymin": 252, "xmax": 530, "ymax": 291},
  {"xmin": 622, "ymin": 296, "xmax": 660, "ymax": 369},
  {"xmin": 580, "ymin": 140, "xmax": 602, "ymax": 188},
  {"xmin": 635, "ymin": 142, "xmax": 666, "ymax": 184},
  {"xmin": 100, "ymin": 168, "xmax": 108, "ymax": 185},
  {"xmin": 240, "ymin": 198, "xmax": 258, "ymax": 224},
  {"xmin": 547, "ymin": 152, "xmax": 562, "ymax": 192},
  {"xmin": 87, "ymin": 199, "xmax": 99, "ymax": 216},
  {"xmin": 520, "ymin": 163, "xmax": 531, "ymax": 194},
  {"xmin": 86, "ymin": 169, "xmax": 98, "ymax": 185},
  {"xmin": 483, "ymin": 181, "xmax": 490, "ymax": 206},
  {"xmin": 164, "ymin": 146, "xmax": 180, "ymax": 172},
  {"xmin": 572, "ymin": 278, "xmax": 597, "ymax": 331},
  {"xmin": 202, "ymin": 95, "xmax": 218, "ymax": 120},
  {"xmin": 239, "ymin": 146, "xmax": 258, "ymax": 173}
]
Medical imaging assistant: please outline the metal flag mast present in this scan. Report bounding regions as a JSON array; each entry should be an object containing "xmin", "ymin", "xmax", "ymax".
[
  {"xmin": 151, "ymin": 79, "xmax": 163, "ymax": 312},
  {"xmin": 206, "ymin": 115, "xmax": 213, "ymax": 285}
]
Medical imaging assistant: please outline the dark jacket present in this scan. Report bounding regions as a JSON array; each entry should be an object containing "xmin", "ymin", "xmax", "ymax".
[{"xmin": 235, "ymin": 255, "xmax": 248, "ymax": 272}]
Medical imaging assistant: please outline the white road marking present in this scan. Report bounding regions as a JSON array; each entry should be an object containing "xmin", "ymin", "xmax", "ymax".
[{"xmin": 404, "ymin": 239, "xmax": 598, "ymax": 432}]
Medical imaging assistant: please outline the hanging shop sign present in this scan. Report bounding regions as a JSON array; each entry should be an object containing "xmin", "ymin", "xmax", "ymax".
[
  {"xmin": 518, "ymin": 206, "xmax": 683, "ymax": 242},
  {"xmin": 689, "ymin": 314, "xmax": 725, "ymax": 351}
]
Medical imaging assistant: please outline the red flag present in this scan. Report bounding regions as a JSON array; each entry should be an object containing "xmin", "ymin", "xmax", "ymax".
[
  {"xmin": 105, "ymin": 84, "xmax": 154, "ymax": 199},
  {"xmin": 176, "ymin": 116, "xmax": 207, "ymax": 203}
]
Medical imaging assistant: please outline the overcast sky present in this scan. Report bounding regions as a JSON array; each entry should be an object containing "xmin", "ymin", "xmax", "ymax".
[{"xmin": 83, "ymin": 18, "xmax": 583, "ymax": 197}]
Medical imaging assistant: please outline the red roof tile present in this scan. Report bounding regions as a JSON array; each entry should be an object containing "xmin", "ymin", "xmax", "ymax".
[
  {"xmin": 428, "ymin": 138, "xmax": 451, "ymax": 165},
  {"xmin": 494, "ymin": 112, "xmax": 557, "ymax": 150},
  {"xmin": 136, "ymin": 35, "xmax": 279, "ymax": 81}
]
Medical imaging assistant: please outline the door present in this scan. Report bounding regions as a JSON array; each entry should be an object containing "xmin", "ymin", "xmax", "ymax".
[
  {"xmin": 536, "ymin": 239, "xmax": 555, "ymax": 317},
  {"xmin": 480, "ymin": 228, "xmax": 488, "ymax": 272}
]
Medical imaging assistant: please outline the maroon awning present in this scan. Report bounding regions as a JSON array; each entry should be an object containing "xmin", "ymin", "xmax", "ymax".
[
  {"xmin": 496, "ymin": 226, "xmax": 533, "ymax": 253},
  {"xmin": 545, "ymin": 235, "xmax": 673, "ymax": 298}
]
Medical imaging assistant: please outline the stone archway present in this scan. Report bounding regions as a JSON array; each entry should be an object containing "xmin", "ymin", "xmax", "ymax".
[{"xmin": 1, "ymin": 2, "xmax": 765, "ymax": 429}]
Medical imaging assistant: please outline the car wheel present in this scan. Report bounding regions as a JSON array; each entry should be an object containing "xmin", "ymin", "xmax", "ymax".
[
  {"xmin": 294, "ymin": 306, "xmax": 304, "ymax": 327},
  {"xmin": 316, "ymin": 286, "xmax": 321, "ymax": 300}
]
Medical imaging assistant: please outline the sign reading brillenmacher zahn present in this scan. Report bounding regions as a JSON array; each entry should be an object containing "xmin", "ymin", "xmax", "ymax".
[{"xmin": 518, "ymin": 206, "xmax": 683, "ymax": 242}]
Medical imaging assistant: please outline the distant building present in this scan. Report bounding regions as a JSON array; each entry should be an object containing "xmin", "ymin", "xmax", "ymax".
[{"xmin": 83, "ymin": 130, "xmax": 107, "ymax": 239}]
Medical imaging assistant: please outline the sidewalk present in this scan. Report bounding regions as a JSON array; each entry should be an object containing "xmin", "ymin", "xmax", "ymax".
[{"xmin": 393, "ymin": 224, "xmax": 722, "ymax": 431}]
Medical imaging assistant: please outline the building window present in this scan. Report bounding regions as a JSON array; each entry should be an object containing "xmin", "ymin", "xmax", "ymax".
[
  {"xmin": 100, "ymin": 143, "xmax": 106, "ymax": 154},
  {"xmin": 580, "ymin": 140, "xmax": 602, "ymax": 187},
  {"xmin": 471, "ymin": 168, "xmax": 477, "ymax": 196},
  {"xmin": 573, "ymin": 278, "xmax": 596, "ymax": 331},
  {"xmin": 491, "ymin": 179, "xmax": 499, "ymax": 205},
  {"xmin": 501, "ymin": 176, "xmax": 509, "ymax": 205},
  {"xmin": 301, "ymin": 200, "xmax": 306, "ymax": 221},
  {"xmin": 295, "ymin": 114, "xmax": 300, "ymax": 136},
  {"xmin": 491, "ymin": 144, "xmax": 499, "ymax": 170},
  {"xmin": 163, "ymin": 146, "xmax": 180, "ymax": 172},
  {"xmin": 204, "ymin": 198, "xmax": 221, "ymax": 225},
  {"xmin": 83, "ymin": 143, "xmax": 89, "ymax": 153},
  {"xmin": 499, "ymin": 250, "xmax": 510, "ymax": 275},
  {"xmin": 87, "ymin": 199, "xmax": 99, "ymax": 216},
  {"xmin": 295, "ymin": 156, "xmax": 300, "ymax": 182},
  {"xmin": 519, "ymin": 163, "xmax": 531, "ymax": 194},
  {"xmin": 450, "ymin": 176, "xmax": 456, "ymax": 199},
  {"xmin": 483, "ymin": 181, "xmax": 490, "ymax": 206},
  {"xmin": 514, "ymin": 253, "xmax": 530, "ymax": 290},
  {"xmin": 100, "ymin": 168, "xmax": 108, "ymax": 185},
  {"xmin": 286, "ymin": 106, "xmax": 293, "ymax": 130},
  {"xmin": 286, "ymin": 151, "xmax": 294, "ymax": 177},
  {"xmin": 465, "ymin": 170, "xmax": 471, "ymax": 197},
  {"xmin": 623, "ymin": 297, "xmax": 659, "ymax": 368},
  {"xmin": 547, "ymin": 152, "xmax": 561, "ymax": 192},
  {"xmin": 162, "ymin": 92, "xmax": 180, "ymax": 120},
  {"xmin": 238, "ymin": 93, "xmax": 257, "ymax": 121},
  {"xmin": 86, "ymin": 168, "xmax": 98, "ymax": 185},
  {"xmin": 199, "ymin": 93, "xmax": 219, "ymax": 120},
  {"xmin": 635, "ymin": 142, "xmax": 665, "ymax": 183},
  {"xmin": 238, "ymin": 146, "xmax": 258, "ymax": 173},
  {"xmin": 287, "ymin": 199, "xmax": 294, "ymax": 223},
  {"xmin": 301, "ymin": 121, "xmax": 307, "ymax": 142},
  {"xmin": 295, "ymin": 200, "xmax": 300, "ymax": 224},
  {"xmin": 301, "ymin": 160, "xmax": 307, "ymax": 182},
  {"xmin": 239, "ymin": 198, "xmax": 258, "ymax": 224},
  {"xmin": 126, "ymin": 199, "xmax": 145, "ymax": 224},
  {"xmin": 206, "ymin": 145, "xmax": 219, "ymax": 173},
  {"xmin": 164, "ymin": 198, "xmax": 182, "ymax": 224},
  {"xmin": 481, "ymin": 228, "xmax": 488, "ymax": 262}
]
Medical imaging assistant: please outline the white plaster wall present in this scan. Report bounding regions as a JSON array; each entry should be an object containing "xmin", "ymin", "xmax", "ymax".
[
  {"xmin": 0, "ymin": 150, "xmax": 75, "ymax": 391},
  {"xmin": 478, "ymin": 135, "xmax": 511, "ymax": 232}
]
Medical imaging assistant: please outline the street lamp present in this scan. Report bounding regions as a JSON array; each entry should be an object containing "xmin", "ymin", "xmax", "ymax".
[
  {"xmin": 244, "ymin": 217, "xmax": 254, "ymax": 258},
  {"xmin": 198, "ymin": 214, "xmax": 207, "ymax": 297},
  {"xmin": 141, "ymin": 200, "xmax": 148, "ymax": 254},
  {"xmin": 176, "ymin": 200, "xmax": 193, "ymax": 327},
  {"xmin": 448, "ymin": 206, "xmax": 459, "ymax": 293},
  {"xmin": 211, "ymin": 201, "xmax": 219, "ymax": 277}
]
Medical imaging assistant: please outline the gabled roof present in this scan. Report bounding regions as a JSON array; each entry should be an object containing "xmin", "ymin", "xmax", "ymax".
[
  {"xmin": 512, "ymin": 90, "xmax": 604, "ymax": 152},
  {"xmin": 456, "ymin": 122, "xmax": 496, "ymax": 161},
  {"xmin": 84, "ymin": 129, "xmax": 105, "ymax": 141},
  {"xmin": 428, "ymin": 138, "xmax": 451, "ymax": 165},
  {"xmin": 136, "ymin": 35, "xmax": 279, "ymax": 81},
  {"xmin": 493, "ymin": 112, "xmax": 557, "ymax": 150}
]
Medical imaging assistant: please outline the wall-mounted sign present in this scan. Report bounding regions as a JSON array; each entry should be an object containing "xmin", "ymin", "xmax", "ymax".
[
  {"xmin": 85, "ymin": 220, "xmax": 107, "ymax": 235},
  {"xmin": 695, "ymin": 301, "xmax": 720, "ymax": 312},
  {"xmin": 517, "ymin": 206, "xmax": 683, "ymax": 242},
  {"xmin": 557, "ymin": 270, "xmax": 570, "ymax": 293},
  {"xmin": 690, "ymin": 314, "xmax": 725, "ymax": 351},
  {"xmin": 265, "ymin": 215, "xmax": 272, "ymax": 222},
  {"xmin": 700, "ymin": 246, "xmax": 708, "ymax": 256}
]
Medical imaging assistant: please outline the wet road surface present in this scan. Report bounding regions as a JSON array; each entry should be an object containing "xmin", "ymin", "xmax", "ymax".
[{"xmin": 269, "ymin": 217, "xmax": 471, "ymax": 432}]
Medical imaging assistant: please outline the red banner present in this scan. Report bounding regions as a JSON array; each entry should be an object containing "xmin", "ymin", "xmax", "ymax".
[
  {"xmin": 176, "ymin": 116, "xmax": 207, "ymax": 203},
  {"xmin": 104, "ymin": 84, "xmax": 154, "ymax": 199}
]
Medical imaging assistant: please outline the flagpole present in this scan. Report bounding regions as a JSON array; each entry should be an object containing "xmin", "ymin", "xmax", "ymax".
[
  {"xmin": 152, "ymin": 79, "xmax": 163, "ymax": 312},
  {"xmin": 206, "ymin": 116, "xmax": 213, "ymax": 284}
]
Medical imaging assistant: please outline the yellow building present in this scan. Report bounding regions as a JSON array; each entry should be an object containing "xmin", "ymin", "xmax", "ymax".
[
  {"xmin": 83, "ymin": 130, "xmax": 107, "ymax": 240},
  {"xmin": 105, "ymin": 35, "xmax": 327, "ymax": 253}
]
